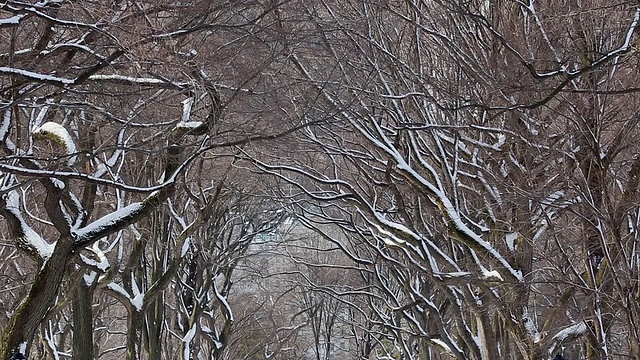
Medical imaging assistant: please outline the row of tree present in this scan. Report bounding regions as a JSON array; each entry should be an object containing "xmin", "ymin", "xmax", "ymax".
[{"xmin": 1, "ymin": 0, "xmax": 640, "ymax": 359}]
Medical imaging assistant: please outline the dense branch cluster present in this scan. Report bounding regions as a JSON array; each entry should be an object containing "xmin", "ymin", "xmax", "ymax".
[{"xmin": 1, "ymin": 0, "xmax": 640, "ymax": 359}]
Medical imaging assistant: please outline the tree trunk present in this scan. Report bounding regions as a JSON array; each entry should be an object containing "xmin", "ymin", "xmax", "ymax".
[
  {"xmin": 144, "ymin": 298, "xmax": 164, "ymax": 360},
  {"xmin": 72, "ymin": 282, "xmax": 94, "ymax": 360},
  {"xmin": 127, "ymin": 310, "xmax": 144, "ymax": 360},
  {"xmin": 0, "ymin": 237, "xmax": 73, "ymax": 360}
]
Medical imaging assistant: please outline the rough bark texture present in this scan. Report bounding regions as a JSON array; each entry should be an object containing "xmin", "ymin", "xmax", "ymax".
[
  {"xmin": 0, "ymin": 237, "xmax": 72, "ymax": 360},
  {"xmin": 72, "ymin": 282, "xmax": 94, "ymax": 360}
]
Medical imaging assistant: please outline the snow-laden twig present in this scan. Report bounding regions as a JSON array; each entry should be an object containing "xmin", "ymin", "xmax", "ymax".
[
  {"xmin": 74, "ymin": 201, "xmax": 144, "ymax": 241},
  {"xmin": 0, "ymin": 14, "xmax": 26, "ymax": 27},
  {"xmin": 213, "ymin": 280, "xmax": 233, "ymax": 322},
  {"xmin": 3, "ymin": 191, "xmax": 54, "ymax": 261},
  {"xmin": 0, "ymin": 67, "xmax": 74, "ymax": 85},
  {"xmin": 548, "ymin": 321, "xmax": 588, "ymax": 355}
]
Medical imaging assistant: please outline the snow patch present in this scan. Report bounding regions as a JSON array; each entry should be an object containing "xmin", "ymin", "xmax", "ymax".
[
  {"xmin": 182, "ymin": 324, "xmax": 197, "ymax": 359},
  {"xmin": 33, "ymin": 122, "xmax": 77, "ymax": 165},
  {"xmin": 523, "ymin": 308, "xmax": 541, "ymax": 343},
  {"xmin": 435, "ymin": 271, "xmax": 472, "ymax": 279},
  {"xmin": 481, "ymin": 270, "xmax": 504, "ymax": 282},
  {"xmin": 6, "ymin": 191, "xmax": 54, "ymax": 261},
  {"xmin": 107, "ymin": 282, "xmax": 129, "ymax": 298},
  {"xmin": 131, "ymin": 293, "xmax": 144, "ymax": 311},
  {"xmin": 0, "ymin": 67, "xmax": 74, "ymax": 84},
  {"xmin": 552, "ymin": 321, "xmax": 587, "ymax": 342},
  {"xmin": 494, "ymin": 134, "xmax": 506, "ymax": 149},
  {"xmin": 181, "ymin": 237, "xmax": 191, "ymax": 258},
  {"xmin": 0, "ymin": 15, "xmax": 24, "ymax": 25},
  {"xmin": 176, "ymin": 121, "xmax": 203, "ymax": 130},
  {"xmin": 130, "ymin": 272, "xmax": 143, "ymax": 311},
  {"xmin": 83, "ymin": 271, "xmax": 97, "ymax": 286},
  {"xmin": 430, "ymin": 338, "xmax": 454, "ymax": 355},
  {"xmin": 181, "ymin": 97, "xmax": 194, "ymax": 122},
  {"xmin": 18, "ymin": 342, "xmax": 27, "ymax": 355},
  {"xmin": 89, "ymin": 74, "xmax": 167, "ymax": 85},
  {"xmin": 214, "ymin": 281, "xmax": 233, "ymax": 322},
  {"xmin": 370, "ymin": 223, "xmax": 406, "ymax": 246},
  {"xmin": 506, "ymin": 232, "xmax": 518, "ymax": 252},
  {"xmin": 75, "ymin": 202, "xmax": 144, "ymax": 240},
  {"xmin": 1, "ymin": 109, "xmax": 11, "ymax": 140},
  {"xmin": 79, "ymin": 251, "xmax": 109, "ymax": 272}
]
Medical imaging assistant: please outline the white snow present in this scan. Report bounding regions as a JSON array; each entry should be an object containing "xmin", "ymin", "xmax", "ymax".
[
  {"xmin": 75, "ymin": 202, "xmax": 143, "ymax": 240},
  {"xmin": 92, "ymin": 130, "xmax": 124, "ymax": 178},
  {"xmin": 481, "ymin": 270, "xmax": 504, "ymax": 282},
  {"xmin": 181, "ymin": 237, "xmax": 191, "ymax": 258},
  {"xmin": 106, "ymin": 280, "xmax": 143, "ymax": 311},
  {"xmin": 522, "ymin": 308, "xmax": 541, "ymax": 343},
  {"xmin": 0, "ymin": 15, "xmax": 24, "ymax": 25},
  {"xmin": 50, "ymin": 178, "xmax": 65, "ymax": 189},
  {"xmin": 130, "ymin": 273, "xmax": 143, "ymax": 311},
  {"xmin": 18, "ymin": 342, "xmax": 27, "ymax": 355},
  {"xmin": 370, "ymin": 222, "xmax": 406, "ymax": 246},
  {"xmin": 106, "ymin": 282, "xmax": 130, "ymax": 298},
  {"xmin": 357, "ymin": 122, "xmax": 523, "ymax": 281},
  {"xmin": 1, "ymin": 108, "xmax": 11, "ymax": 139},
  {"xmin": 214, "ymin": 281, "xmax": 233, "ymax": 322},
  {"xmin": 506, "ymin": 232, "xmax": 518, "ymax": 252},
  {"xmin": 83, "ymin": 271, "xmax": 97, "ymax": 286},
  {"xmin": 44, "ymin": 325, "xmax": 60, "ymax": 360},
  {"xmin": 437, "ymin": 195, "xmax": 522, "ymax": 281},
  {"xmin": 182, "ymin": 324, "xmax": 197, "ymax": 359},
  {"xmin": 90, "ymin": 242, "xmax": 110, "ymax": 270},
  {"xmin": 429, "ymin": 338, "xmax": 454, "ymax": 355},
  {"xmin": 552, "ymin": 321, "xmax": 588, "ymax": 342},
  {"xmin": 40, "ymin": 42, "xmax": 105, "ymax": 60},
  {"xmin": 13, "ymin": 260, "xmax": 24, "ymax": 276},
  {"xmin": 6, "ymin": 191, "xmax": 54, "ymax": 261},
  {"xmin": 89, "ymin": 74, "xmax": 191, "ymax": 88},
  {"xmin": 176, "ymin": 121, "xmax": 204, "ymax": 130},
  {"xmin": 494, "ymin": 134, "xmax": 506, "ymax": 149},
  {"xmin": 89, "ymin": 74, "xmax": 169, "ymax": 85},
  {"xmin": 32, "ymin": 104, "xmax": 51, "ymax": 130},
  {"xmin": 181, "ymin": 97, "xmax": 194, "ymax": 123},
  {"xmin": 131, "ymin": 293, "xmax": 144, "ymax": 311},
  {"xmin": 435, "ymin": 271, "xmax": 472, "ymax": 279},
  {"xmin": 0, "ymin": 67, "xmax": 74, "ymax": 84},
  {"xmin": 549, "ymin": 321, "xmax": 588, "ymax": 354},
  {"xmin": 33, "ymin": 122, "xmax": 77, "ymax": 165},
  {"xmin": 79, "ymin": 251, "xmax": 109, "ymax": 272}
]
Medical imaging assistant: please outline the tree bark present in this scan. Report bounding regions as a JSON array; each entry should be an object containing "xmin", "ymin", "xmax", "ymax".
[
  {"xmin": 72, "ymin": 282, "xmax": 94, "ymax": 360},
  {"xmin": 0, "ymin": 237, "xmax": 73, "ymax": 360},
  {"xmin": 127, "ymin": 310, "xmax": 144, "ymax": 360}
]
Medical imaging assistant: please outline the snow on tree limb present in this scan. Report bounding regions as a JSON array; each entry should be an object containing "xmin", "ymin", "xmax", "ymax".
[
  {"xmin": 33, "ymin": 122, "xmax": 77, "ymax": 166},
  {"xmin": 88, "ymin": 74, "xmax": 189, "ymax": 88},
  {"xmin": 72, "ymin": 188, "xmax": 171, "ymax": 247},
  {"xmin": 0, "ymin": 163, "xmax": 173, "ymax": 193},
  {"xmin": 0, "ymin": 191, "xmax": 54, "ymax": 262},
  {"xmin": 547, "ymin": 321, "xmax": 589, "ymax": 355},
  {"xmin": 0, "ymin": 14, "xmax": 26, "ymax": 27},
  {"xmin": 0, "ymin": 67, "xmax": 74, "ymax": 86}
]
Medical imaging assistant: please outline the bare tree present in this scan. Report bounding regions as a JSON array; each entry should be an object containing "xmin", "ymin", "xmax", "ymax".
[
  {"xmin": 254, "ymin": 1, "xmax": 640, "ymax": 359},
  {"xmin": 0, "ymin": 1, "xmax": 307, "ymax": 359}
]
